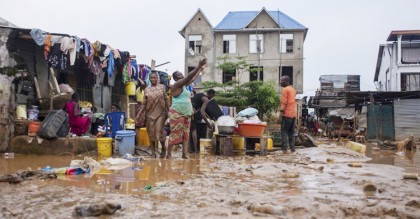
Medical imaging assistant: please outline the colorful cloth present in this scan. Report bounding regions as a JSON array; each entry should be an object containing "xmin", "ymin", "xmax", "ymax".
[
  {"xmin": 65, "ymin": 101, "xmax": 91, "ymax": 136},
  {"xmin": 168, "ymin": 109, "xmax": 191, "ymax": 146}
]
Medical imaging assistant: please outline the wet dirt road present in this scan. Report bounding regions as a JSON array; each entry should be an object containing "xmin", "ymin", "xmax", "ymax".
[{"xmin": 0, "ymin": 144, "xmax": 419, "ymax": 218}]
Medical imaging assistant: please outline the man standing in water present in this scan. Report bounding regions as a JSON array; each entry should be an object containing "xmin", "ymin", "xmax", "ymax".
[
  {"xmin": 167, "ymin": 58, "xmax": 207, "ymax": 159},
  {"xmin": 279, "ymin": 75, "xmax": 297, "ymax": 153}
]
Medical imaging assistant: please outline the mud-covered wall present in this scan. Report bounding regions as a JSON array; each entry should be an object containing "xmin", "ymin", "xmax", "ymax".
[
  {"xmin": 0, "ymin": 28, "xmax": 16, "ymax": 152},
  {"xmin": 0, "ymin": 74, "xmax": 15, "ymax": 152}
]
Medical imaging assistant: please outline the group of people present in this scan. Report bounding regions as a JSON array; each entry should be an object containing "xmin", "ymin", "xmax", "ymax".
[
  {"xmin": 135, "ymin": 58, "xmax": 210, "ymax": 159},
  {"xmin": 63, "ymin": 58, "xmax": 298, "ymax": 157}
]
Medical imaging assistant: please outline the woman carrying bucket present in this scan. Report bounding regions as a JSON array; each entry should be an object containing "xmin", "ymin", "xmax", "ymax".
[{"xmin": 136, "ymin": 71, "xmax": 169, "ymax": 158}]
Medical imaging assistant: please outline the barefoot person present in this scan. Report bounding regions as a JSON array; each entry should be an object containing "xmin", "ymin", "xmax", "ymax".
[
  {"xmin": 136, "ymin": 71, "xmax": 169, "ymax": 158},
  {"xmin": 167, "ymin": 58, "xmax": 207, "ymax": 159}
]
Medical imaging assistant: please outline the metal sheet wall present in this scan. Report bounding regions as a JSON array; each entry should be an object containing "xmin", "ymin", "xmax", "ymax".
[{"xmin": 394, "ymin": 99, "xmax": 420, "ymax": 140}]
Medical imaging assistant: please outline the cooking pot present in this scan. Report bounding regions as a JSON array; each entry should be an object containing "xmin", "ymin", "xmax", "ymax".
[{"xmin": 218, "ymin": 126, "xmax": 235, "ymax": 135}]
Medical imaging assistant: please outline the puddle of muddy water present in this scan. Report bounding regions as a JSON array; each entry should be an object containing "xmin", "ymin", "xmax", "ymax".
[
  {"xmin": 365, "ymin": 142, "xmax": 420, "ymax": 174},
  {"xmin": 0, "ymin": 154, "xmax": 206, "ymax": 195}
]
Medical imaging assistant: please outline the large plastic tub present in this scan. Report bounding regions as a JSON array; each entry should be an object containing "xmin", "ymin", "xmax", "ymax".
[
  {"xmin": 115, "ymin": 130, "xmax": 136, "ymax": 156},
  {"xmin": 238, "ymin": 123, "xmax": 267, "ymax": 137}
]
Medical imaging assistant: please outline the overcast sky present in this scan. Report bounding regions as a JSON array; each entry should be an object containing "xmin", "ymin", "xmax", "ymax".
[{"xmin": 1, "ymin": 0, "xmax": 419, "ymax": 96}]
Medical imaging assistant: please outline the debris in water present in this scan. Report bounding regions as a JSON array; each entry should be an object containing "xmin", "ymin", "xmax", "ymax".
[
  {"xmin": 348, "ymin": 163, "xmax": 363, "ymax": 168},
  {"xmin": 326, "ymin": 158, "xmax": 335, "ymax": 163},
  {"xmin": 403, "ymin": 173, "xmax": 418, "ymax": 180},
  {"xmin": 282, "ymin": 172, "xmax": 299, "ymax": 178},
  {"xmin": 248, "ymin": 203, "xmax": 285, "ymax": 216},
  {"xmin": 363, "ymin": 183, "xmax": 377, "ymax": 192},
  {"xmin": 405, "ymin": 200, "xmax": 420, "ymax": 209},
  {"xmin": 0, "ymin": 170, "xmax": 56, "ymax": 184},
  {"xmin": 73, "ymin": 203, "xmax": 121, "ymax": 217}
]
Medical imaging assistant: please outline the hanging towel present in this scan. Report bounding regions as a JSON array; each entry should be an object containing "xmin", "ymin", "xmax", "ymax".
[
  {"xmin": 130, "ymin": 59, "xmax": 139, "ymax": 81},
  {"xmin": 30, "ymin": 28, "xmax": 47, "ymax": 46},
  {"xmin": 107, "ymin": 50, "xmax": 114, "ymax": 78},
  {"xmin": 60, "ymin": 37, "xmax": 77, "ymax": 65}
]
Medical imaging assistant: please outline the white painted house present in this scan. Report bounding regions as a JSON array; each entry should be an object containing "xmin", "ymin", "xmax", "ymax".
[{"xmin": 374, "ymin": 30, "xmax": 420, "ymax": 91}]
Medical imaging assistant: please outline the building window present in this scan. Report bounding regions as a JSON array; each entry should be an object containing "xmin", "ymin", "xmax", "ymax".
[
  {"xmin": 280, "ymin": 34, "xmax": 293, "ymax": 53},
  {"xmin": 401, "ymin": 73, "xmax": 420, "ymax": 91},
  {"xmin": 249, "ymin": 66, "xmax": 263, "ymax": 81},
  {"xmin": 188, "ymin": 35, "xmax": 202, "ymax": 55},
  {"xmin": 249, "ymin": 34, "xmax": 264, "ymax": 53},
  {"xmin": 280, "ymin": 66, "xmax": 293, "ymax": 85},
  {"xmin": 223, "ymin": 35, "xmax": 236, "ymax": 54},
  {"xmin": 223, "ymin": 69, "xmax": 236, "ymax": 83}
]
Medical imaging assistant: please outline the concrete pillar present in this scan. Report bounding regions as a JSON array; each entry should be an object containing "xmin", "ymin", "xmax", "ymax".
[{"xmin": 397, "ymin": 34, "xmax": 402, "ymax": 65}]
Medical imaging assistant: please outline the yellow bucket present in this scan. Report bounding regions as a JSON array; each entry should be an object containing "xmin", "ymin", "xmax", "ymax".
[
  {"xmin": 135, "ymin": 87, "xmax": 144, "ymax": 102},
  {"xmin": 268, "ymin": 138, "xmax": 273, "ymax": 150},
  {"xmin": 137, "ymin": 128, "xmax": 150, "ymax": 146},
  {"xmin": 125, "ymin": 81, "xmax": 136, "ymax": 96},
  {"xmin": 97, "ymin": 137, "xmax": 113, "ymax": 157},
  {"xmin": 199, "ymin": 138, "xmax": 212, "ymax": 155},
  {"xmin": 232, "ymin": 136, "xmax": 245, "ymax": 150}
]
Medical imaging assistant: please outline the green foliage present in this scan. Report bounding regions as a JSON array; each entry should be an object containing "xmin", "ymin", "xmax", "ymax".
[
  {"xmin": 211, "ymin": 55, "xmax": 279, "ymax": 118},
  {"xmin": 213, "ymin": 80, "xmax": 279, "ymax": 119},
  {"xmin": 216, "ymin": 55, "xmax": 256, "ymax": 83}
]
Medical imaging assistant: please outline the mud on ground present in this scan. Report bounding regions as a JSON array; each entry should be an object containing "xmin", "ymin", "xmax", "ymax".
[{"xmin": 0, "ymin": 145, "xmax": 419, "ymax": 218}]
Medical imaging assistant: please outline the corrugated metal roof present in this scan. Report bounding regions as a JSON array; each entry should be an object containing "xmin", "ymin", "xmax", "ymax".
[
  {"xmin": 215, "ymin": 10, "xmax": 306, "ymax": 30},
  {"xmin": 0, "ymin": 17, "xmax": 17, "ymax": 28}
]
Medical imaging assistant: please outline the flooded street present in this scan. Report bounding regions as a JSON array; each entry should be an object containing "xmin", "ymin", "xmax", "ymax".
[{"xmin": 0, "ymin": 142, "xmax": 419, "ymax": 218}]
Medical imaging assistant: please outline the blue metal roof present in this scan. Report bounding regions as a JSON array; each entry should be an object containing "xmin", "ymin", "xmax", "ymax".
[{"xmin": 214, "ymin": 10, "xmax": 306, "ymax": 30}]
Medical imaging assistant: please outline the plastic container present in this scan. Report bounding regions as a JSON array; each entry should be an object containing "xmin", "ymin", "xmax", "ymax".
[
  {"xmin": 28, "ymin": 109, "xmax": 39, "ymax": 120},
  {"xmin": 16, "ymin": 105, "xmax": 27, "ymax": 119},
  {"xmin": 125, "ymin": 81, "xmax": 136, "ymax": 96},
  {"xmin": 28, "ymin": 121, "xmax": 41, "ymax": 136},
  {"xmin": 346, "ymin": 141, "xmax": 366, "ymax": 153},
  {"xmin": 199, "ymin": 138, "xmax": 213, "ymax": 155},
  {"xmin": 97, "ymin": 137, "xmax": 113, "ymax": 158},
  {"xmin": 268, "ymin": 138, "xmax": 273, "ymax": 150},
  {"xmin": 136, "ymin": 88, "xmax": 144, "ymax": 102},
  {"xmin": 238, "ymin": 123, "xmax": 267, "ymax": 137},
  {"xmin": 137, "ymin": 128, "xmax": 150, "ymax": 146},
  {"xmin": 232, "ymin": 136, "xmax": 245, "ymax": 150},
  {"xmin": 115, "ymin": 130, "xmax": 136, "ymax": 156},
  {"xmin": 4, "ymin": 152, "xmax": 14, "ymax": 158}
]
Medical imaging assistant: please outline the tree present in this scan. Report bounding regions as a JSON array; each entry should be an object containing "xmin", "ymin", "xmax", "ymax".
[
  {"xmin": 202, "ymin": 55, "xmax": 279, "ymax": 119},
  {"xmin": 216, "ymin": 55, "xmax": 261, "ymax": 84}
]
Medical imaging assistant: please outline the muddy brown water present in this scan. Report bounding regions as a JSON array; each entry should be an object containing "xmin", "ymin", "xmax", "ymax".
[{"xmin": 0, "ymin": 143, "xmax": 419, "ymax": 218}]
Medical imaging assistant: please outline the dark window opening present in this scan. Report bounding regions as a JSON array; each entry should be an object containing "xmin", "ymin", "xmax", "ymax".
[
  {"xmin": 223, "ymin": 69, "xmax": 236, "ymax": 83},
  {"xmin": 223, "ymin": 41, "xmax": 229, "ymax": 54},
  {"xmin": 401, "ymin": 73, "xmax": 420, "ymax": 91},
  {"xmin": 280, "ymin": 66, "xmax": 293, "ymax": 85},
  {"xmin": 250, "ymin": 66, "xmax": 263, "ymax": 81}
]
